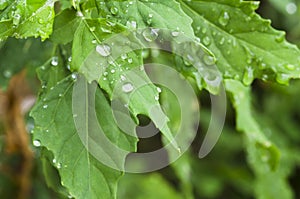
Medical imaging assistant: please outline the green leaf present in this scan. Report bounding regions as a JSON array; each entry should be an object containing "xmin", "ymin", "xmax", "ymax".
[
  {"xmin": 0, "ymin": 0, "xmax": 55, "ymax": 41},
  {"xmin": 50, "ymin": 9, "xmax": 80, "ymax": 44},
  {"xmin": 180, "ymin": 0, "xmax": 300, "ymax": 85},
  {"xmin": 0, "ymin": 38, "xmax": 53, "ymax": 89},
  {"xmin": 225, "ymin": 79, "xmax": 293, "ymax": 199},
  {"xmin": 31, "ymin": 62, "xmax": 137, "ymax": 198},
  {"xmin": 99, "ymin": 0, "xmax": 194, "ymax": 38},
  {"xmin": 71, "ymin": 18, "xmax": 179, "ymax": 150}
]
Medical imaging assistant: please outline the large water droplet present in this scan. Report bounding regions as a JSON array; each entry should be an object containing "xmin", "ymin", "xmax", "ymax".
[
  {"xmin": 122, "ymin": 82, "xmax": 134, "ymax": 93},
  {"xmin": 96, "ymin": 44, "xmax": 111, "ymax": 57},
  {"xmin": 242, "ymin": 67, "xmax": 254, "ymax": 86},
  {"xmin": 218, "ymin": 11, "xmax": 230, "ymax": 27},
  {"xmin": 51, "ymin": 56, "xmax": 58, "ymax": 66},
  {"xmin": 142, "ymin": 28, "xmax": 159, "ymax": 42}
]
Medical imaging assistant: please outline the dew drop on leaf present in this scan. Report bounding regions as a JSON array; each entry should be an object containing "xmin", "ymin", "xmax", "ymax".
[
  {"xmin": 284, "ymin": 64, "xmax": 295, "ymax": 71},
  {"xmin": 110, "ymin": 6, "xmax": 119, "ymax": 15},
  {"xmin": 43, "ymin": 104, "xmax": 48, "ymax": 109},
  {"xmin": 121, "ymin": 53, "xmax": 127, "ymax": 60},
  {"xmin": 122, "ymin": 82, "xmax": 134, "ymax": 93},
  {"xmin": 171, "ymin": 30, "xmax": 180, "ymax": 37},
  {"xmin": 128, "ymin": 58, "xmax": 133, "ymax": 64},
  {"xmin": 202, "ymin": 36, "xmax": 211, "ymax": 46},
  {"xmin": 13, "ymin": 13, "xmax": 21, "ymax": 26},
  {"xmin": 276, "ymin": 73, "xmax": 290, "ymax": 85},
  {"xmin": 51, "ymin": 56, "xmax": 58, "ymax": 66},
  {"xmin": 242, "ymin": 67, "xmax": 254, "ymax": 86},
  {"xmin": 142, "ymin": 28, "xmax": 159, "ymax": 42},
  {"xmin": 33, "ymin": 140, "xmax": 41, "ymax": 147},
  {"xmin": 203, "ymin": 54, "xmax": 215, "ymax": 66},
  {"xmin": 286, "ymin": 2, "xmax": 297, "ymax": 15},
  {"xmin": 96, "ymin": 44, "xmax": 111, "ymax": 57},
  {"xmin": 218, "ymin": 11, "xmax": 230, "ymax": 27}
]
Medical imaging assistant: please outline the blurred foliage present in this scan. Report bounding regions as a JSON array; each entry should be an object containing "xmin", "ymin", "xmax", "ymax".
[{"xmin": 0, "ymin": 0, "xmax": 300, "ymax": 199}]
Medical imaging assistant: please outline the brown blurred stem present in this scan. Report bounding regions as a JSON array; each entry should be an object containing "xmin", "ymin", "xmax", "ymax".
[{"xmin": 0, "ymin": 70, "xmax": 34, "ymax": 199}]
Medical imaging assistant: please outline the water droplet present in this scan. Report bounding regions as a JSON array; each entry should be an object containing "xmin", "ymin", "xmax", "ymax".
[
  {"xmin": 51, "ymin": 56, "xmax": 58, "ymax": 66},
  {"xmin": 218, "ymin": 11, "xmax": 230, "ymax": 26},
  {"xmin": 156, "ymin": 87, "xmax": 162, "ymax": 93},
  {"xmin": 76, "ymin": 11, "xmax": 84, "ymax": 17},
  {"xmin": 121, "ymin": 53, "xmax": 127, "ymax": 60},
  {"xmin": 276, "ymin": 73, "xmax": 290, "ymax": 85},
  {"xmin": 284, "ymin": 64, "xmax": 295, "ymax": 71},
  {"xmin": 126, "ymin": 20, "xmax": 137, "ymax": 29},
  {"xmin": 242, "ymin": 67, "xmax": 254, "ymax": 86},
  {"xmin": 122, "ymin": 82, "xmax": 134, "ymax": 93},
  {"xmin": 111, "ymin": 69, "xmax": 115, "ymax": 74},
  {"xmin": 13, "ymin": 13, "xmax": 21, "ymax": 25},
  {"xmin": 110, "ymin": 6, "xmax": 119, "ymax": 15},
  {"xmin": 73, "ymin": 114, "xmax": 78, "ymax": 118},
  {"xmin": 219, "ymin": 37, "xmax": 225, "ymax": 45},
  {"xmin": 96, "ymin": 44, "xmax": 111, "ymax": 57},
  {"xmin": 52, "ymin": 158, "xmax": 57, "ymax": 164},
  {"xmin": 120, "ymin": 75, "xmax": 126, "ymax": 81},
  {"xmin": 171, "ymin": 30, "xmax": 180, "ymax": 37},
  {"xmin": 71, "ymin": 73, "xmax": 77, "ymax": 80},
  {"xmin": 43, "ymin": 104, "xmax": 48, "ymax": 109},
  {"xmin": 286, "ymin": 2, "xmax": 297, "ymax": 15},
  {"xmin": 154, "ymin": 95, "xmax": 159, "ymax": 101},
  {"xmin": 142, "ymin": 28, "xmax": 159, "ymax": 42},
  {"xmin": 202, "ymin": 36, "xmax": 211, "ymax": 46},
  {"xmin": 57, "ymin": 163, "xmax": 61, "ymax": 169},
  {"xmin": 128, "ymin": 58, "xmax": 133, "ymax": 63},
  {"xmin": 203, "ymin": 54, "xmax": 215, "ymax": 66},
  {"xmin": 275, "ymin": 32, "xmax": 285, "ymax": 43},
  {"xmin": 89, "ymin": 26, "xmax": 95, "ymax": 32},
  {"xmin": 33, "ymin": 140, "xmax": 41, "ymax": 147}
]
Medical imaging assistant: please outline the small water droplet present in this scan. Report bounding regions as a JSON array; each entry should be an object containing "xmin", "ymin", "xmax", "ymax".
[
  {"xmin": 110, "ymin": 6, "xmax": 119, "ymax": 15},
  {"xmin": 202, "ymin": 36, "xmax": 211, "ymax": 46},
  {"xmin": 242, "ymin": 67, "xmax": 254, "ymax": 86},
  {"xmin": 111, "ymin": 69, "xmax": 115, "ymax": 74},
  {"xmin": 57, "ymin": 163, "xmax": 61, "ymax": 169},
  {"xmin": 128, "ymin": 58, "xmax": 133, "ymax": 63},
  {"xmin": 13, "ymin": 13, "xmax": 21, "ymax": 25},
  {"xmin": 275, "ymin": 32, "xmax": 285, "ymax": 43},
  {"xmin": 51, "ymin": 56, "xmax": 58, "ymax": 66},
  {"xmin": 218, "ymin": 11, "xmax": 230, "ymax": 26},
  {"xmin": 276, "ymin": 73, "xmax": 290, "ymax": 85},
  {"xmin": 203, "ymin": 54, "xmax": 215, "ymax": 66},
  {"xmin": 126, "ymin": 20, "xmax": 137, "ymax": 29},
  {"xmin": 122, "ymin": 82, "xmax": 134, "ymax": 93},
  {"xmin": 89, "ymin": 26, "xmax": 95, "ymax": 32},
  {"xmin": 156, "ymin": 87, "xmax": 162, "ymax": 93},
  {"xmin": 96, "ymin": 44, "xmax": 111, "ymax": 57},
  {"xmin": 284, "ymin": 64, "xmax": 295, "ymax": 71},
  {"xmin": 219, "ymin": 37, "xmax": 225, "ymax": 45},
  {"xmin": 154, "ymin": 95, "xmax": 159, "ymax": 101},
  {"xmin": 142, "ymin": 28, "xmax": 159, "ymax": 42},
  {"xmin": 43, "ymin": 104, "xmax": 48, "ymax": 109},
  {"xmin": 171, "ymin": 30, "xmax": 180, "ymax": 37},
  {"xmin": 121, "ymin": 53, "xmax": 127, "ymax": 60},
  {"xmin": 52, "ymin": 158, "xmax": 57, "ymax": 164},
  {"xmin": 33, "ymin": 140, "xmax": 41, "ymax": 147},
  {"xmin": 120, "ymin": 75, "xmax": 126, "ymax": 81},
  {"xmin": 71, "ymin": 73, "xmax": 77, "ymax": 80}
]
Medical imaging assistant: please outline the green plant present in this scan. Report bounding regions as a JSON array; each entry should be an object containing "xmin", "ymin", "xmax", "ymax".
[{"xmin": 1, "ymin": 0, "xmax": 300, "ymax": 199}]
